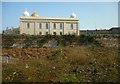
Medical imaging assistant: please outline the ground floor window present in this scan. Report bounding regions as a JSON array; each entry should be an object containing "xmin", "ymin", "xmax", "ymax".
[
  {"xmin": 46, "ymin": 32, "xmax": 48, "ymax": 35},
  {"xmin": 53, "ymin": 32, "xmax": 56, "ymax": 35},
  {"xmin": 60, "ymin": 32, "xmax": 62, "ymax": 35},
  {"xmin": 39, "ymin": 32, "xmax": 42, "ymax": 35}
]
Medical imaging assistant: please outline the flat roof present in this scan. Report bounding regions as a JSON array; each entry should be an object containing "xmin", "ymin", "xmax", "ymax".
[{"xmin": 20, "ymin": 16, "xmax": 79, "ymax": 21}]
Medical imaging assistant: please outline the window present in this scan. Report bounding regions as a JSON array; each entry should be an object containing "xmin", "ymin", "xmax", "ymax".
[
  {"xmin": 27, "ymin": 23, "xmax": 30, "ymax": 29},
  {"xmin": 39, "ymin": 32, "xmax": 42, "ymax": 35},
  {"xmin": 46, "ymin": 32, "xmax": 48, "ymax": 35},
  {"xmin": 60, "ymin": 23, "xmax": 63, "ymax": 29},
  {"xmin": 39, "ymin": 23, "xmax": 42, "ymax": 29},
  {"xmin": 60, "ymin": 32, "xmax": 62, "ymax": 35},
  {"xmin": 53, "ymin": 23, "xmax": 56, "ymax": 29},
  {"xmin": 53, "ymin": 32, "xmax": 56, "ymax": 35},
  {"xmin": 46, "ymin": 23, "xmax": 49, "ymax": 29},
  {"xmin": 71, "ymin": 24, "xmax": 73, "ymax": 29}
]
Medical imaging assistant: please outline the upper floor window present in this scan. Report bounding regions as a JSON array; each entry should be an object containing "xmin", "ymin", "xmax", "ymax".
[
  {"xmin": 39, "ymin": 23, "xmax": 42, "ymax": 29},
  {"xmin": 60, "ymin": 23, "xmax": 63, "ymax": 29},
  {"xmin": 46, "ymin": 23, "xmax": 49, "ymax": 29},
  {"xmin": 71, "ymin": 24, "xmax": 73, "ymax": 29},
  {"xmin": 53, "ymin": 23, "xmax": 56, "ymax": 29},
  {"xmin": 27, "ymin": 23, "xmax": 30, "ymax": 29}
]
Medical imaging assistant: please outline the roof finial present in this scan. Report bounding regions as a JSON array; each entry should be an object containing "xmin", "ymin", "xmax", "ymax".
[
  {"xmin": 70, "ymin": 12, "xmax": 76, "ymax": 18},
  {"xmin": 23, "ymin": 8, "xmax": 30, "ymax": 16}
]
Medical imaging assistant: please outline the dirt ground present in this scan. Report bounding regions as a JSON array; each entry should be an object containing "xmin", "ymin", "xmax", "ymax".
[{"xmin": 2, "ymin": 46, "xmax": 119, "ymax": 82}]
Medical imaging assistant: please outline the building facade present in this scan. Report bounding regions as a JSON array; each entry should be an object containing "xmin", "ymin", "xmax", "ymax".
[{"xmin": 20, "ymin": 9, "xmax": 80, "ymax": 35}]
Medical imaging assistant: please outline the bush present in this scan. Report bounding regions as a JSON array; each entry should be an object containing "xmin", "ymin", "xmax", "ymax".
[
  {"xmin": 2, "ymin": 34, "xmax": 103, "ymax": 48},
  {"xmin": 79, "ymin": 35, "xmax": 103, "ymax": 46}
]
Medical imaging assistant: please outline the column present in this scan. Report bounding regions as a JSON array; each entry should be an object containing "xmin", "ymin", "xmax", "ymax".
[
  {"xmin": 34, "ymin": 22, "xmax": 37, "ymax": 35},
  {"xmin": 20, "ymin": 21, "xmax": 22, "ymax": 34},
  {"xmin": 49, "ymin": 22, "xmax": 52, "ymax": 35},
  {"xmin": 63, "ymin": 22, "xmax": 66, "ymax": 35},
  {"xmin": 77, "ymin": 22, "xmax": 80, "ymax": 35},
  {"xmin": 49, "ymin": 22, "xmax": 50, "ymax": 34}
]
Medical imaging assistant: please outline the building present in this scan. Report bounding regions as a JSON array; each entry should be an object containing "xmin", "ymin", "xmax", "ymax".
[
  {"xmin": 108, "ymin": 27, "xmax": 120, "ymax": 34},
  {"xmin": 3, "ymin": 27, "xmax": 20, "ymax": 35},
  {"xmin": 80, "ymin": 27, "xmax": 120, "ymax": 37},
  {"xmin": 20, "ymin": 9, "xmax": 80, "ymax": 35}
]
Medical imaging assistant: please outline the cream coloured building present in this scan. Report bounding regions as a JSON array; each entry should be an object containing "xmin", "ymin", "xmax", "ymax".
[{"xmin": 20, "ymin": 9, "xmax": 80, "ymax": 35}]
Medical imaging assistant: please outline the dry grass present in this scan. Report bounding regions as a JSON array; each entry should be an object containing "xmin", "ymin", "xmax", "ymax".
[{"xmin": 2, "ymin": 46, "xmax": 119, "ymax": 82}]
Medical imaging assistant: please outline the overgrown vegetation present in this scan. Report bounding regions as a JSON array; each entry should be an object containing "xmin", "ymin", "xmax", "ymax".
[
  {"xmin": 2, "ymin": 34, "xmax": 119, "ymax": 82},
  {"xmin": 2, "ymin": 34, "xmax": 103, "ymax": 48},
  {"xmin": 2, "ymin": 46, "xmax": 119, "ymax": 82}
]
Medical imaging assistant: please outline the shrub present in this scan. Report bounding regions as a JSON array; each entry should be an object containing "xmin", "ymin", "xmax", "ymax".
[{"xmin": 78, "ymin": 35, "xmax": 103, "ymax": 46}]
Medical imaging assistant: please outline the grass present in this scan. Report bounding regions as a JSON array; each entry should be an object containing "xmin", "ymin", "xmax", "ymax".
[{"xmin": 2, "ymin": 46, "xmax": 119, "ymax": 82}]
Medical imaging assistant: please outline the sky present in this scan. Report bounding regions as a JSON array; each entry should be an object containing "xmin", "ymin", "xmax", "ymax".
[{"xmin": 1, "ymin": 2, "xmax": 118, "ymax": 32}]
